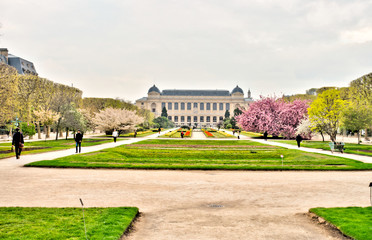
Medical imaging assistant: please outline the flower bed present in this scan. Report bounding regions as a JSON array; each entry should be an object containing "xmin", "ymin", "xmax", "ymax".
[{"xmin": 202, "ymin": 129, "xmax": 214, "ymax": 137}]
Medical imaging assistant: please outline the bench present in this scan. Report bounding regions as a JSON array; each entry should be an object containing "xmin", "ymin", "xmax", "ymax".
[{"xmin": 329, "ymin": 142, "xmax": 345, "ymax": 153}]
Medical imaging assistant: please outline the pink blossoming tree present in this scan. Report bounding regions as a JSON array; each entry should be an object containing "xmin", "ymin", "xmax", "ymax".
[{"xmin": 236, "ymin": 97, "xmax": 309, "ymax": 139}]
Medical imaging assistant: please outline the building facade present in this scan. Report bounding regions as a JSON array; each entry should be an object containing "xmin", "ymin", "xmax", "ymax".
[
  {"xmin": 136, "ymin": 85, "xmax": 253, "ymax": 127},
  {"xmin": 0, "ymin": 48, "xmax": 38, "ymax": 75}
]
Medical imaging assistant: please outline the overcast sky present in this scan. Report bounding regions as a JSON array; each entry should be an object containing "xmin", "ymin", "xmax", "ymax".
[{"xmin": 1, "ymin": 0, "xmax": 372, "ymax": 102}]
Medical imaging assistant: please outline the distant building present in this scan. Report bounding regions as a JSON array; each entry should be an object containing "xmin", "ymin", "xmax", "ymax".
[
  {"xmin": 0, "ymin": 48, "xmax": 38, "ymax": 75},
  {"xmin": 136, "ymin": 85, "xmax": 253, "ymax": 127}
]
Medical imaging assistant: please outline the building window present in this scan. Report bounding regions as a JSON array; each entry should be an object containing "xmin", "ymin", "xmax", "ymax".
[
  {"xmin": 193, "ymin": 116, "xmax": 197, "ymax": 122},
  {"xmin": 187, "ymin": 102, "xmax": 191, "ymax": 110},
  {"xmin": 168, "ymin": 116, "xmax": 172, "ymax": 121},
  {"xmin": 162, "ymin": 102, "xmax": 166, "ymax": 109},
  {"xmin": 213, "ymin": 116, "xmax": 217, "ymax": 122},
  {"xmin": 193, "ymin": 103, "xmax": 198, "ymax": 108},
  {"xmin": 174, "ymin": 102, "xmax": 179, "ymax": 110},
  {"xmin": 226, "ymin": 103, "xmax": 230, "ymax": 110},
  {"xmin": 219, "ymin": 103, "xmax": 224, "ymax": 110},
  {"xmin": 181, "ymin": 103, "xmax": 185, "ymax": 110},
  {"xmin": 200, "ymin": 103, "xmax": 204, "ymax": 110},
  {"xmin": 168, "ymin": 102, "xmax": 172, "ymax": 110},
  {"xmin": 200, "ymin": 116, "xmax": 204, "ymax": 122},
  {"xmin": 187, "ymin": 116, "xmax": 191, "ymax": 122},
  {"xmin": 213, "ymin": 103, "xmax": 217, "ymax": 110},
  {"xmin": 175, "ymin": 116, "xmax": 178, "ymax": 122},
  {"xmin": 206, "ymin": 103, "xmax": 211, "ymax": 110},
  {"xmin": 152, "ymin": 108, "xmax": 156, "ymax": 113},
  {"xmin": 219, "ymin": 116, "xmax": 223, "ymax": 121},
  {"xmin": 181, "ymin": 116, "xmax": 185, "ymax": 122},
  {"xmin": 206, "ymin": 116, "xmax": 210, "ymax": 122}
]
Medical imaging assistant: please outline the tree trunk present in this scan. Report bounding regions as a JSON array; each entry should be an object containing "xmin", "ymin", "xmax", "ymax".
[
  {"xmin": 37, "ymin": 122, "xmax": 41, "ymax": 139},
  {"xmin": 46, "ymin": 125, "xmax": 50, "ymax": 138},
  {"xmin": 65, "ymin": 127, "xmax": 69, "ymax": 140},
  {"xmin": 365, "ymin": 128, "xmax": 369, "ymax": 140},
  {"xmin": 59, "ymin": 129, "xmax": 63, "ymax": 138},
  {"xmin": 357, "ymin": 130, "xmax": 360, "ymax": 144},
  {"xmin": 320, "ymin": 131, "xmax": 324, "ymax": 142}
]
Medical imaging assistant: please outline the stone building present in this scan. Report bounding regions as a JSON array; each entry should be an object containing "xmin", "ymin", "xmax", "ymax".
[
  {"xmin": 0, "ymin": 48, "xmax": 38, "ymax": 75},
  {"xmin": 136, "ymin": 85, "xmax": 253, "ymax": 127}
]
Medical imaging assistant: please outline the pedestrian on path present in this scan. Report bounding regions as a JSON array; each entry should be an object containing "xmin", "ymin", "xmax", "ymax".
[
  {"xmin": 12, "ymin": 128, "xmax": 24, "ymax": 159},
  {"xmin": 112, "ymin": 129, "xmax": 118, "ymax": 142},
  {"xmin": 181, "ymin": 131, "xmax": 184, "ymax": 138},
  {"xmin": 134, "ymin": 130, "xmax": 137, "ymax": 138},
  {"xmin": 263, "ymin": 131, "xmax": 268, "ymax": 141},
  {"xmin": 158, "ymin": 127, "xmax": 161, "ymax": 134},
  {"xmin": 296, "ymin": 134, "xmax": 303, "ymax": 148},
  {"xmin": 75, "ymin": 130, "xmax": 83, "ymax": 153}
]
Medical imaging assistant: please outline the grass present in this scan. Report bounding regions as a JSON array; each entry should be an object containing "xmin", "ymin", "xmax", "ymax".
[
  {"xmin": 26, "ymin": 139, "xmax": 372, "ymax": 170},
  {"xmin": 310, "ymin": 207, "xmax": 372, "ymax": 240},
  {"xmin": 0, "ymin": 207, "xmax": 138, "ymax": 240},
  {"xmin": 275, "ymin": 140, "xmax": 372, "ymax": 157},
  {"xmin": 0, "ymin": 138, "xmax": 125, "ymax": 160}
]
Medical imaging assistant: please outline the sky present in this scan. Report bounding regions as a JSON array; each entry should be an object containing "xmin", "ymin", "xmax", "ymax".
[{"xmin": 1, "ymin": 0, "xmax": 372, "ymax": 103}]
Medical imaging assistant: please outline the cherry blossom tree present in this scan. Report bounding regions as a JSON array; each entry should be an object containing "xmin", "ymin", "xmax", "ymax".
[
  {"xmin": 236, "ymin": 97, "xmax": 309, "ymax": 139},
  {"xmin": 93, "ymin": 107, "xmax": 144, "ymax": 134}
]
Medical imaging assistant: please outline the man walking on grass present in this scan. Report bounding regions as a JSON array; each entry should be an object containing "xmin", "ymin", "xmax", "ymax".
[{"xmin": 75, "ymin": 130, "xmax": 83, "ymax": 153}]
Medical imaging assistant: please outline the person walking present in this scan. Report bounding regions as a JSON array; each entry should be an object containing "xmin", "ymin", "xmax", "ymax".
[
  {"xmin": 112, "ymin": 129, "xmax": 118, "ymax": 143},
  {"xmin": 263, "ymin": 131, "xmax": 268, "ymax": 141},
  {"xmin": 134, "ymin": 130, "xmax": 137, "ymax": 138},
  {"xmin": 12, "ymin": 128, "xmax": 24, "ymax": 159},
  {"xmin": 75, "ymin": 130, "xmax": 83, "ymax": 153},
  {"xmin": 158, "ymin": 127, "xmax": 161, "ymax": 134},
  {"xmin": 181, "ymin": 131, "xmax": 184, "ymax": 138},
  {"xmin": 296, "ymin": 134, "xmax": 303, "ymax": 148}
]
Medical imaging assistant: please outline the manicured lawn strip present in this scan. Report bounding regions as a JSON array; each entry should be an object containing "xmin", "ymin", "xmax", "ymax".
[
  {"xmin": 0, "ymin": 138, "xmax": 125, "ymax": 159},
  {"xmin": 240, "ymin": 131, "xmax": 264, "ymax": 138},
  {"xmin": 132, "ymin": 139, "xmax": 268, "ymax": 146},
  {"xmin": 275, "ymin": 140, "xmax": 372, "ymax": 157},
  {"xmin": 310, "ymin": 207, "xmax": 372, "ymax": 240},
  {"xmin": 0, "ymin": 207, "xmax": 138, "ymax": 240},
  {"xmin": 101, "ymin": 131, "xmax": 156, "ymax": 138},
  {"xmin": 27, "ymin": 140, "xmax": 372, "ymax": 170}
]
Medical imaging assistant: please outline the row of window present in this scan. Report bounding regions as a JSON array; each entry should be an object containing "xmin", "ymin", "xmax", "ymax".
[
  {"xmin": 168, "ymin": 116, "xmax": 224, "ymax": 123},
  {"xmin": 161, "ymin": 102, "xmax": 230, "ymax": 111}
]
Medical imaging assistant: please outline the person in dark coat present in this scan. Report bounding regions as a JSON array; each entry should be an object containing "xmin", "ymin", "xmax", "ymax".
[
  {"xmin": 180, "ymin": 131, "xmax": 184, "ymax": 138},
  {"xmin": 263, "ymin": 131, "xmax": 268, "ymax": 141},
  {"xmin": 296, "ymin": 134, "xmax": 303, "ymax": 148},
  {"xmin": 158, "ymin": 127, "xmax": 161, "ymax": 134},
  {"xmin": 12, "ymin": 128, "xmax": 24, "ymax": 159},
  {"xmin": 75, "ymin": 130, "xmax": 83, "ymax": 153}
]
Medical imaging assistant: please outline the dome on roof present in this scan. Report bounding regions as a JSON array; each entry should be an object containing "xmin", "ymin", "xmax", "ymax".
[
  {"xmin": 231, "ymin": 85, "xmax": 243, "ymax": 94},
  {"xmin": 148, "ymin": 85, "xmax": 160, "ymax": 94}
]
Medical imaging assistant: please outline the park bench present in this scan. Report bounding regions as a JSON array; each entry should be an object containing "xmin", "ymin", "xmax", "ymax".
[{"xmin": 329, "ymin": 142, "xmax": 345, "ymax": 153}]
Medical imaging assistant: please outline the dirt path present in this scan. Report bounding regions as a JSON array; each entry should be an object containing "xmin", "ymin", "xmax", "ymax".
[
  {"xmin": 1, "ymin": 164, "xmax": 370, "ymax": 239},
  {"xmin": 191, "ymin": 130, "xmax": 207, "ymax": 139}
]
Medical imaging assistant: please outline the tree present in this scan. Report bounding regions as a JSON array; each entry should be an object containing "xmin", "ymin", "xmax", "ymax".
[
  {"xmin": 295, "ymin": 117, "xmax": 312, "ymax": 139},
  {"xmin": 0, "ymin": 63, "xmax": 19, "ymax": 125},
  {"xmin": 224, "ymin": 110, "xmax": 230, "ymax": 118},
  {"xmin": 94, "ymin": 107, "xmax": 144, "ymax": 134},
  {"xmin": 33, "ymin": 109, "xmax": 59, "ymax": 139},
  {"xmin": 20, "ymin": 122, "xmax": 36, "ymax": 138},
  {"xmin": 59, "ymin": 103, "xmax": 87, "ymax": 139},
  {"xmin": 161, "ymin": 106, "xmax": 168, "ymax": 118},
  {"xmin": 308, "ymin": 89, "xmax": 345, "ymax": 142},
  {"xmin": 153, "ymin": 116, "xmax": 174, "ymax": 129},
  {"xmin": 341, "ymin": 103, "xmax": 372, "ymax": 144},
  {"xmin": 233, "ymin": 108, "xmax": 242, "ymax": 117},
  {"xmin": 236, "ymin": 97, "xmax": 309, "ymax": 139}
]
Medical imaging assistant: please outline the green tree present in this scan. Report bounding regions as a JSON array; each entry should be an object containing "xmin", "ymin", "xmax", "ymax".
[
  {"xmin": 224, "ymin": 110, "xmax": 230, "ymax": 118},
  {"xmin": 161, "ymin": 107, "xmax": 168, "ymax": 118},
  {"xmin": 308, "ymin": 89, "xmax": 345, "ymax": 142},
  {"xmin": 20, "ymin": 122, "xmax": 36, "ymax": 138},
  {"xmin": 153, "ymin": 116, "xmax": 173, "ymax": 128},
  {"xmin": 342, "ymin": 103, "xmax": 372, "ymax": 144},
  {"xmin": 0, "ymin": 64, "xmax": 19, "ymax": 125},
  {"xmin": 233, "ymin": 108, "xmax": 242, "ymax": 117}
]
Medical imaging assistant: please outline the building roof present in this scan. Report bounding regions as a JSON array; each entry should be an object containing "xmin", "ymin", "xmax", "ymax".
[
  {"xmin": 161, "ymin": 89, "xmax": 231, "ymax": 96},
  {"xmin": 148, "ymin": 85, "xmax": 161, "ymax": 93},
  {"xmin": 7, "ymin": 54, "xmax": 37, "ymax": 75},
  {"xmin": 231, "ymin": 85, "xmax": 244, "ymax": 94}
]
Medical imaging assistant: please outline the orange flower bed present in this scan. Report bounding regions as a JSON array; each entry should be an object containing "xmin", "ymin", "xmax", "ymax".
[
  {"xmin": 185, "ymin": 131, "xmax": 191, "ymax": 137},
  {"xmin": 204, "ymin": 131, "xmax": 214, "ymax": 137}
]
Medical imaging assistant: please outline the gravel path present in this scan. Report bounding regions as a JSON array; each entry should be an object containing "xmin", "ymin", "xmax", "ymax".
[{"xmin": 1, "ymin": 129, "xmax": 371, "ymax": 239}]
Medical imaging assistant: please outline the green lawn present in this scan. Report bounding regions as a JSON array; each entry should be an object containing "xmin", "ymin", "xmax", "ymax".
[
  {"xmin": 0, "ymin": 207, "xmax": 138, "ymax": 240},
  {"xmin": 275, "ymin": 140, "xmax": 372, "ymax": 157},
  {"xmin": 0, "ymin": 138, "xmax": 125, "ymax": 160},
  {"xmin": 26, "ymin": 139, "xmax": 372, "ymax": 170},
  {"xmin": 310, "ymin": 207, "xmax": 372, "ymax": 240}
]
